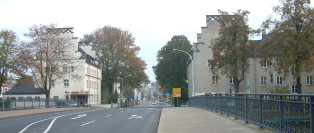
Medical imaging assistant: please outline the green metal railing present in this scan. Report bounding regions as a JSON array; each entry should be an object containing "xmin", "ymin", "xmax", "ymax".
[{"xmin": 188, "ymin": 93, "xmax": 314, "ymax": 133}]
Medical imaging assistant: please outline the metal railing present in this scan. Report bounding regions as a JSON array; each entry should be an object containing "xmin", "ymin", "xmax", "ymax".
[
  {"xmin": 1, "ymin": 98, "xmax": 75, "ymax": 111},
  {"xmin": 188, "ymin": 93, "xmax": 314, "ymax": 133}
]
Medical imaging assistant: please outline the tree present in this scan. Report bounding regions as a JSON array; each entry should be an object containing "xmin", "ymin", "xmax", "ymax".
[
  {"xmin": 21, "ymin": 24, "xmax": 76, "ymax": 98},
  {"xmin": 81, "ymin": 26, "xmax": 148, "ymax": 97},
  {"xmin": 260, "ymin": 0, "xmax": 314, "ymax": 94},
  {"xmin": 211, "ymin": 10, "xmax": 252, "ymax": 93},
  {"xmin": 153, "ymin": 35, "xmax": 192, "ymax": 101},
  {"xmin": 0, "ymin": 30, "xmax": 18, "ymax": 90}
]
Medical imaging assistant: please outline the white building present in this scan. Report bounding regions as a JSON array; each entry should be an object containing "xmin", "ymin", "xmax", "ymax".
[
  {"xmin": 187, "ymin": 15, "xmax": 313, "ymax": 97},
  {"xmin": 41, "ymin": 28, "xmax": 102, "ymax": 106}
]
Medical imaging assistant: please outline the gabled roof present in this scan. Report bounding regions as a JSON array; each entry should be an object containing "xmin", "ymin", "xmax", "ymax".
[{"xmin": 4, "ymin": 84, "xmax": 44, "ymax": 95}]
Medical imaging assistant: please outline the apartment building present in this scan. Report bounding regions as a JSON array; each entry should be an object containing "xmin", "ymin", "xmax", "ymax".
[
  {"xmin": 187, "ymin": 15, "xmax": 313, "ymax": 97},
  {"xmin": 41, "ymin": 28, "xmax": 101, "ymax": 106}
]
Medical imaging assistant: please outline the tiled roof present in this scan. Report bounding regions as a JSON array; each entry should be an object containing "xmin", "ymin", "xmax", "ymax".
[{"xmin": 4, "ymin": 84, "xmax": 44, "ymax": 95}]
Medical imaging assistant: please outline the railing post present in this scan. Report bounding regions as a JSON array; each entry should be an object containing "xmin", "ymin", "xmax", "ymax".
[
  {"xmin": 235, "ymin": 94, "xmax": 238, "ymax": 120},
  {"xmin": 259, "ymin": 95, "xmax": 263, "ymax": 129},
  {"xmin": 39, "ymin": 99, "xmax": 41, "ymax": 108},
  {"xmin": 310, "ymin": 96, "xmax": 314, "ymax": 133},
  {"xmin": 2, "ymin": 99, "xmax": 4, "ymax": 111},
  {"xmin": 220, "ymin": 94, "xmax": 223, "ymax": 114},
  {"xmin": 24, "ymin": 98, "xmax": 26, "ymax": 109},
  {"xmin": 245, "ymin": 94, "xmax": 248, "ymax": 123},
  {"xmin": 279, "ymin": 95, "xmax": 283, "ymax": 132},
  {"xmin": 226, "ymin": 94, "xmax": 229, "ymax": 117}
]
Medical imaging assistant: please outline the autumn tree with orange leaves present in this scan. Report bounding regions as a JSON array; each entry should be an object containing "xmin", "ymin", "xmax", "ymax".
[
  {"xmin": 211, "ymin": 10, "xmax": 253, "ymax": 93},
  {"xmin": 260, "ymin": 0, "xmax": 314, "ymax": 94},
  {"xmin": 81, "ymin": 26, "xmax": 148, "ymax": 99}
]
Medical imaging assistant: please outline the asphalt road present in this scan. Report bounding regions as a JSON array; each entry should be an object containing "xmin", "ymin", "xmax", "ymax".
[{"xmin": 0, "ymin": 102, "xmax": 164, "ymax": 133}]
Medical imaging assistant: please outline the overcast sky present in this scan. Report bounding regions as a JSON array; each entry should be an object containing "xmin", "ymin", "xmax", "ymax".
[{"xmin": 1, "ymin": 0, "xmax": 313, "ymax": 82}]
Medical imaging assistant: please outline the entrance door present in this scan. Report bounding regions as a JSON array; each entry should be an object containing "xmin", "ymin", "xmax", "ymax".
[{"xmin": 77, "ymin": 96, "xmax": 86, "ymax": 106}]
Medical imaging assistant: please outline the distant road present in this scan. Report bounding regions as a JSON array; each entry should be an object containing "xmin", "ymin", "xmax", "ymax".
[{"xmin": 0, "ymin": 103, "xmax": 164, "ymax": 133}]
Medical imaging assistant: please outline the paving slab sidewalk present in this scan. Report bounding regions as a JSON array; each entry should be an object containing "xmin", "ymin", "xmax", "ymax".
[
  {"xmin": 158, "ymin": 107, "xmax": 276, "ymax": 133},
  {"xmin": 0, "ymin": 107, "xmax": 87, "ymax": 120}
]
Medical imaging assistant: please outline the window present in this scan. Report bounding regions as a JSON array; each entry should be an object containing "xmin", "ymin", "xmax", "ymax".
[
  {"xmin": 307, "ymin": 76, "xmax": 313, "ymax": 85},
  {"xmin": 60, "ymin": 51, "xmax": 64, "ymax": 57},
  {"xmin": 291, "ymin": 67, "xmax": 295, "ymax": 76},
  {"xmin": 63, "ymin": 67, "xmax": 67, "ymax": 73},
  {"xmin": 291, "ymin": 85, "xmax": 297, "ymax": 93},
  {"xmin": 51, "ymin": 80, "xmax": 55, "ymax": 88},
  {"xmin": 230, "ymin": 77, "xmax": 235, "ymax": 84},
  {"xmin": 35, "ymin": 96, "xmax": 40, "ymax": 101},
  {"xmin": 214, "ymin": 62, "xmax": 219, "ymax": 68},
  {"xmin": 260, "ymin": 76, "xmax": 268, "ymax": 86},
  {"xmin": 260, "ymin": 59, "xmax": 267, "ymax": 68},
  {"xmin": 70, "ymin": 66, "xmax": 74, "ymax": 72},
  {"xmin": 54, "ymin": 96, "xmax": 58, "ymax": 99},
  {"xmin": 64, "ymin": 79, "xmax": 69, "ymax": 87},
  {"xmin": 276, "ymin": 76, "xmax": 283, "ymax": 85},
  {"xmin": 270, "ymin": 74, "xmax": 273, "ymax": 83},
  {"xmin": 275, "ymin": 59, "xmax": 280, "ymax": 69},
  {"xmin": 207, "ymin": 60, "xmax": 211, "ymax": 68},
  {"xmin": 212, "ymin": 76, "xmax": 218, "ymax": 85}
]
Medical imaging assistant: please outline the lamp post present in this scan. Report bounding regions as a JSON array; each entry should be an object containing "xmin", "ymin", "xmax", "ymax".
[
  {"xmin": 173, "ymin": 49, "xmax": 195, "ymax": 97},
  {"xmin": 121, "ymin": 75, "xmax": 132, "ymax": 98}
]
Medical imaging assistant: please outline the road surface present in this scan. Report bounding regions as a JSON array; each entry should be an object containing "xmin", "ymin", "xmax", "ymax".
[{"xmin": 0, "ymin": 102, "xmax": 164, "ymax": 133}]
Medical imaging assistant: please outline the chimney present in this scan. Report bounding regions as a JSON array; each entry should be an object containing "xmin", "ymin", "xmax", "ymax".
[{"xmin": 262, "ymin": 29, "xmax": 266, "ymax": 39}]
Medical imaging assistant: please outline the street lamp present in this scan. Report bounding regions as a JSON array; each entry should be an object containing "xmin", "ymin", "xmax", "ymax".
[
  {"xmin": 173, "ymin": 49, "xmax": 195, "ymax": 97},
  {"xmin": 121, "ymin": 75, "xmax": 132, "ymax": 98}
]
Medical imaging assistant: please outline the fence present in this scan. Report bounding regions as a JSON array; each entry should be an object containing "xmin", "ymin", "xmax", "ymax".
[
  {"xmin": 0, "ymin": 98, "xmax": 75, "ymax": 111},
  {"xmin": 188, "ymin": 93, "xmax": 314, "ymax": 133}
]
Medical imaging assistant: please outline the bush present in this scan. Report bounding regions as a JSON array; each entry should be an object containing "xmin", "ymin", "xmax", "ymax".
[{"xmin": 106, "ymin": 91, "xmax": 119, "ymax": 104}]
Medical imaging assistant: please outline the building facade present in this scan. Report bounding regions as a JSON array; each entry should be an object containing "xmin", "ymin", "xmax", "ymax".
[
  {"xmin": 36, "ymin": 28, "xmax": 102, "ymax": 105},
  {"xmin": 187, "ymin": 15, "xmax": 313, "ymax": 97}
]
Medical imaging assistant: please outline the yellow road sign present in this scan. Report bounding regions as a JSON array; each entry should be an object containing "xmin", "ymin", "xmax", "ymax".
[{"xmin": 172, "ymin": 88, "xmax": 181, "ymax": 97}]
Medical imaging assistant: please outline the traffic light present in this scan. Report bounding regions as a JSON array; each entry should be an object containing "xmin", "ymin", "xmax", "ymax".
[
  {"xmin": 158, "ymin": 86, "xmax": 162, "ymax": 89},
  {"xmin": 167, "ymin": 96, "xmax": 170, "ymax": 99}
]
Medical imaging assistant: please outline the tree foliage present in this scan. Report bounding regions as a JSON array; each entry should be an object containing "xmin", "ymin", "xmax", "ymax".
[
  {"xmin": 0, "ymin": 30, "xmax": 18, "ymax": 89},
  {"xmin": 153, "ymin": 35, "xmax": 192, "ymax": 101},
  {"xmin": 81, "ymin": 26, "xmax": 148, "ymax": 95},
  {"xmin": 260, "ymin": 0, "xmax": 314, "ymax": 94},
  {"xmin": 211, "ymin": 10, "xmax": 253, "ymax": 93},
  {"xmin": 20, "ymin": 24, "xmax": 76, "ymax": 98}
]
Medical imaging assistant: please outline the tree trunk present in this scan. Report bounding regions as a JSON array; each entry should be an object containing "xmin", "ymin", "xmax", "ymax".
[
  {"xmin": 296, "ymin": 77, "xmax": 302, "ymax": 94},
  {"xmin": 234, "ymin": 76, "xmax": 240, "ymax": 93}
]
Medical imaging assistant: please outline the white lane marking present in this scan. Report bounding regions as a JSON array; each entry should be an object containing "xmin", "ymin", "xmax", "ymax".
[
  {"xmin": 19, "ymin": 109, "xmax": 103, "ymax": 133},
  {"xmin": 71, "ymin": 114, "xmax": 87, "ymax": 119},
  {"xmin": 128, "ymin": 114, "xmax": 137, "ymax": 120},
  {"xmin": 135, "ymin": 116, "xmax": 143, "ymax": 119},
  {"xmin": 128, "ymin": 114, "xmax": 143, "ymax": 120},
  {"xmin": 81, "ymin": 120, "xmax": 95, "ymax": 127},
  {"xmin": 18, "ymin": 117, "xmax": 54, "ymax": 133},
  {"xmin": 43, "ymin": 116, "xmax": 61, "ymax": 133},
  {"xmin": 104, "ymin": 114, "xmax": 112, "ymax": 117}
]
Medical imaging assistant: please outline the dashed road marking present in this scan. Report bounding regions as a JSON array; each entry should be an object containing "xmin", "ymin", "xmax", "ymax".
[
  {"xmin": 71, "ymin": 114, "xmax": 87, "ymax": 120},
  {"xmin": 81, "ymin": 120, "xmax": 95, "ymax": 127},
  {"xmin": 104, "ymin": 114, "xmax": 112, "ymax": 117}
]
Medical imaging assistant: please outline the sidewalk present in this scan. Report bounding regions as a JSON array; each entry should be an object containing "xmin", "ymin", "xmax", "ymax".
[
  {"xmin": 157, "ymin": 107, "xmax": 275, "ymax": 133},
  {"xmin": 0, "ymin": 107, "xmax": 87, "ymax": 120}
]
